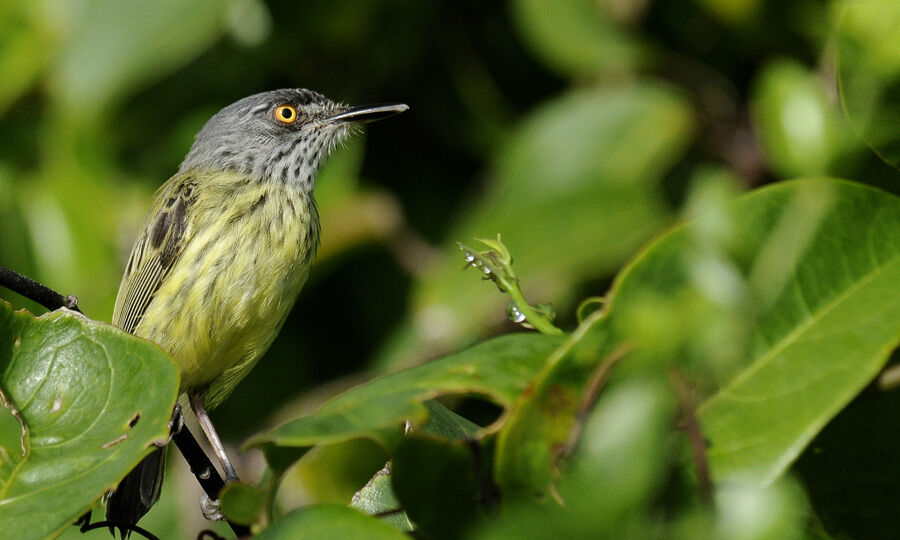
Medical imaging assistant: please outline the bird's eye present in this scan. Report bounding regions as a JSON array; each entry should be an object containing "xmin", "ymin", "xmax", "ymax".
[{"xmin": 275, "ymin": 105, "xmax": 297, "ymax": 124}]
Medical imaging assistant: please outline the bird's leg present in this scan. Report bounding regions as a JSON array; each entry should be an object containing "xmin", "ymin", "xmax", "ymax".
[
  {"xmin": 189, "ymin": 393, "xmax": 239, "ymax": 482},
  {"xmin": 189, "ymin": 393, "xmax": 238, "ymax": 522}
]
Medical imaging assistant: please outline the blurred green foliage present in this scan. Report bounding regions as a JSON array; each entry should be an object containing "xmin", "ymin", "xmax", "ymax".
[{"xmin": 3, "ymin": 0, "xmax": 900, "ymax": 538}]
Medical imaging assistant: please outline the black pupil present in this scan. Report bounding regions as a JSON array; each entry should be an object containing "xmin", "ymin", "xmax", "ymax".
[{"xmin": 281, "ymin": 108, "xmax": 293, "ymax": 120}]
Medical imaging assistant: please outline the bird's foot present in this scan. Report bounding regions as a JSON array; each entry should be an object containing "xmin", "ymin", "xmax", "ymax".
[{"xmin": 199, "ymin": 494, "xmax": 224, "ymax": 522}]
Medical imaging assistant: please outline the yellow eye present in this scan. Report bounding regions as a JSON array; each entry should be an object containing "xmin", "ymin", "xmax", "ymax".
[{"xmin": 275, "ymin": 105, "xmax": 297, "ymax": 124}]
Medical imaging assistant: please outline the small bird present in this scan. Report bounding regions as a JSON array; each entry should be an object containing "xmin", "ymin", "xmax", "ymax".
[{"xmin": 104, "ymin": 89, "xmax": 407, "ymax": 533}]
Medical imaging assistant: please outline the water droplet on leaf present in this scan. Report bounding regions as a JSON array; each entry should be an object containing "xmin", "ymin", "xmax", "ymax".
[{"xmin": 507, "ymin": 301, "xmax": 526, "ymax": 324}]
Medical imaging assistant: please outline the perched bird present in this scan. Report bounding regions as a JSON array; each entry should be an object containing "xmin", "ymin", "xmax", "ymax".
[{"xmin": 104, "ymin": 89, "xmax": 407, "ymax": 533}]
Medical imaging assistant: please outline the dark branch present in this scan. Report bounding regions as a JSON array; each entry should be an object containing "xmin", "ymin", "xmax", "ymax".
[
  {"xmin": 0, "ymin": 265, "xmax": 249, "ymax": 538},
  {"xmin": 561, "ymin": 343, "xmax": 631, "ymax": 458},
  {"xmin": 78, "ymin": 518, "xmax": 160, "ymax": 540},
  {"xmin": 171, "ymin": 424, "xmax": 249, "ymax": 536},
  {"xmin": 670, "ymin": 368, "xmax": 712, "ymax": 502},
  {"xmin": 0, "ymin": 266, "xmax": 82, "ymax": 313}
]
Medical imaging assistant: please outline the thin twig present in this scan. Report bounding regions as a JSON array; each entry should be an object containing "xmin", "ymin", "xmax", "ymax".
[
  {"xmin": 0, "ymin": 265, "xmax": 249, "ymax": 538},
  {"xmin": 669, "ymin": 368, "xmax": 712, "ymax": 503},
  {"xmin": 0, "ymin": 266, "xmax": 82, "ymax": 313},
  {"xmin": 561, "ymin": 343, "xmax": 632, "ymax": 458},
  {"xmin": 78, "ymin": 518, "xmax": 160, "ymax": 540}
]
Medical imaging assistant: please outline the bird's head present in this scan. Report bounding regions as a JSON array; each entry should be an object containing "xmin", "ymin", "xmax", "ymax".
[{"xmin": 179, "ymin": 88, "xmax": 407, "ymax": 191}]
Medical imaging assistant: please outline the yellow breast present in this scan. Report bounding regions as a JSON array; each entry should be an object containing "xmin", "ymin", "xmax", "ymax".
[{"xmin": 132, "ymin": 177, "xmax": 318, "ymax": 407}]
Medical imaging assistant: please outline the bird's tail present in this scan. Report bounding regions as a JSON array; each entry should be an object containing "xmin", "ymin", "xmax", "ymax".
[{"xmin": 105, "ymin": 446, "xmax": 167, "ymax": 538}]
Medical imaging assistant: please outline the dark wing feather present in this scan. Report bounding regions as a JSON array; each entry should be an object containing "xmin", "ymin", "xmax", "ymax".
[{"xmin": 113, "ymin": 177, "xmax": 195, "ymax": 334}]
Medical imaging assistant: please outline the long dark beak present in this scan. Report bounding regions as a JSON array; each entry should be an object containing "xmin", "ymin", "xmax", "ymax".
[{"xmin": 325, "ymin": 103, "xmax": 409, "ymax": 124}]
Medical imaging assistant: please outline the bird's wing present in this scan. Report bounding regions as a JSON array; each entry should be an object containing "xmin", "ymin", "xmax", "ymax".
[{"xmin": 113, "ymin": 176, "xmax": 196, "ymax": 334}]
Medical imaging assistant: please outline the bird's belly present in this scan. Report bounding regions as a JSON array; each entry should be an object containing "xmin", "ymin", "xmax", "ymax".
[{"xmin": 134, "ymin": 203, "xmax": 313, "ymax": 406}]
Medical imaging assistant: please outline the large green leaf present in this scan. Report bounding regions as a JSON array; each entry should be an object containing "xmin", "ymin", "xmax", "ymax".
[
  {"xmin": 0, "ymin": 302, "xmax": 178, "ymax": 539},
  {"xmin": 497, "ymin": 179, "xmax": 900, "ymax": 494},
  {"xmin": 385, "ymin": 82, "xmax": 693, "ymax": 369},
  {"xmin": 253, "ymin": 505, "xmax": 409, "ymax": 540},
  {"xmin": 836, "ymin": 0, "xmax": 900, "ymax": 169},
  {"xmin": 610, "ymin": 178, "xmax": 900, "ymax": 481},
  {"xmin": 695, "ymin": 180, "xmax": 900, "ymax": 480},
  {"xmin": 247, "ymin": 333, "xmax": 564, "ymax": 457}
]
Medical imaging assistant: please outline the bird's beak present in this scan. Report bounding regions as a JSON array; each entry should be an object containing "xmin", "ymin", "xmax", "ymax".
[{"xmin": 325, "ymin": 103, "xmax": 409, "ymax": 124}]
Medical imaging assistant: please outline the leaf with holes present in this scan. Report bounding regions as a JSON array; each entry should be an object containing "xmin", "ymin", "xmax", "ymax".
[{"xmin": 0, "ymin": 302, "xmax": 178, "ymax": 539}]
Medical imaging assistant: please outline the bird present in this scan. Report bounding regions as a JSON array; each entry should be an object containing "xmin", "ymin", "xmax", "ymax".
[{"xmin": 104, "ymin": 88, "xmax": 407, "ymax": 534}]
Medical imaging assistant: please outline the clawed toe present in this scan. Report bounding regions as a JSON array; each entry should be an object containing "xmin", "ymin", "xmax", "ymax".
[{"xmin": 199, "ymin": 494, "xmax": 224, "ymax": 522}]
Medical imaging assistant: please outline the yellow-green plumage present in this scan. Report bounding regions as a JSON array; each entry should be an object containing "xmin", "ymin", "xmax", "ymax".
[
  {"xmin": 105, "ymin": 88, "xmax": 406, "ymax": 535},
  {"xmin": 112, "ymin": 169, "xmax": 318, "ymax": 407}
]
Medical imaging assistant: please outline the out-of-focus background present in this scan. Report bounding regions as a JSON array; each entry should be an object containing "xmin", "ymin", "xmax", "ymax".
[{"xmin": 1, "ymin": 0, "xmax": 897, "ymax": 536}]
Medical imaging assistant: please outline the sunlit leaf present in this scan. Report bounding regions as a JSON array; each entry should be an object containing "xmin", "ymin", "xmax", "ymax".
[
  {"xmin": 752, "ymin": 59, "xmax": 860, "ymax": 178},
  {"xmin": 604, "ymin": 179, "xmax": 900, "ymax": 481}
]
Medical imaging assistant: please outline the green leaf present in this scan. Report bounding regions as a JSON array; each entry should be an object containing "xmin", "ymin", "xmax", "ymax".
[
  {"xmin": 836, "ymin": 0, "xmax": 900, "ymax": 169},
  {"xmin": 511, "ymin": 0, "xmax": 647, "ymax": 77},
  {"xmin": 220, "ymin": 482, "xmax": 267, "ymax": 528},
  {"xmin": 751, "ymin": 59, "xmax": 861, "ymax": 178},
  {"xmin": 695, "ymin": 180, "xmax": 900, "ymax": 480},
  {"xmin": 390, "ymin": 82, "xmax": 693, "ymax": 369},
  {"xmin": 604, "ymin": 178, "xmax": 900, "ymax": 481},
  {"xmin": 346, "ymin": 402, "xmax": 479, "ymax": 533},
  {"xmin": 0, "ymin": 302, "xmax": 178, "ymax": 539},
  {"xmin": 475, "ymin": 379, "xmax": 677, "ymax": 539},
  {"xmin": 0, "ymin": 3, "xmax": 52, "ymax": 116},
  {"xmin": 52, "ymin": 0, "xmax": 229, "ymax": 118},
  {"xmin": 420, "ymin": 400, "xmax": 481, "ymax": 440},
  {"xmin": 254, "ymin": 505, "xmax": 409, "ymax": 540},
  {"xmin": 493, "ymin": 308, "xmax": 619, "ymax": 498},
  {"xmin": 350, "ymin": 464, "xmax": 414, "ymax": 532},
  {"xmin": 498, "ymin": 179, "xmax": 900, "ymax": 495},
  {"xmin": 247, "ymin": 333, "xmax": 564, "ymax": 459}
]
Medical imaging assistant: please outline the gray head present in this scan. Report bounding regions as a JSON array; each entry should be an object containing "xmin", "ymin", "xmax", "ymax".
[{"xmin": 179, "ymin": 88, "xmax": 407, "ymax": 192}]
